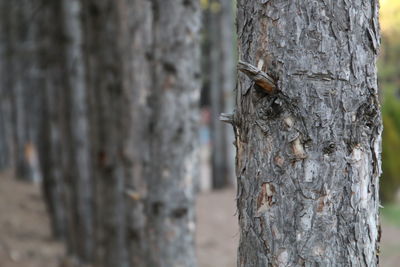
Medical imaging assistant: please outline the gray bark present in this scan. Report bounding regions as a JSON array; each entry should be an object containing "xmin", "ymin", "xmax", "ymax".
[
  {"xmin": 8, "ymin": 1, "xmax": 31, "ymax": 180},
  {"xmin": 5, "ymin": 0, "xmax": 43, "ymax": 181},
  {"xmin": 62, "ymin": 0, "xmax": 94, "ymax": 263},
  {"xmin": 0, "ymin": 0, "xmax": 14, "ymax": 171},
  {"xmin": 119, "ymin": 0, "xmax": 151, "ymax": 265},
  {"xmin": 204, "ymin": 0, "xmax": 236, "ymax": 189},
  {"xmin": 83, "ymin": 1, "xmax": 128, "ymax": 266},
  {"xmin": 143, "ymin": 0, "xmax": 201, "ymax": 265},
  {"xmin": 36, "ymin": 0, "xmax": 67, "ymax": 240},
  {"xmin": 235, "ymin": 0, "xmax": 382, "ymax": 266},
  {"xmin": 83, "ymin": 1, "xmax": 201, "ymax": 265}
]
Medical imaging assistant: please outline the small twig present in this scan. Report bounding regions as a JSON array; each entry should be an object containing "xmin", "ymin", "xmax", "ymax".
[
  {"xmin": 219, "ymin": 113, "xmax": 234, "ymax": 125},
  {"xmin": 237, "ymin": 60, "xmax": 277, "ymax": 94},
  {"xmin": 125, "ymin": 189, "xmax": 141, "ymax": 201}
]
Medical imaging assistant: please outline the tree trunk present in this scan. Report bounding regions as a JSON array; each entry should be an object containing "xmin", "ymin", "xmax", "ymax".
[
  {"xmin": 83, "ymin": 1, "xmax": 128, "ymax": 266},
  {"xmin": 8, "ymin": 1, "xmax": 30, "ymax": 180},
  {"xmin": 203, "ymin": 0, "xmax": 236, "ymax": 189},
  {"xmin": 36, "ymin": 0, "xmax": 68, "ymax": 240},
  {"xmin": 119, "ymin": 0, "xmax": 151, "ymax": 265},
  {"xmin": 143, "ymin": 0, "xmax": 201, "ymax": 265},
  {"xmin": 6, "ymin": 0, "xmax": 43, "ymax": 182},
  {"xmin": 0, "ymin": 0, "xmax": 14, "ymax": 171},
  {"xmin": 61, "ymin": 0, "xmax": 94, "ymax": 263},
  {"xmin": 235, "ymin": 1, "xmax": 382, "ymax": 266}
]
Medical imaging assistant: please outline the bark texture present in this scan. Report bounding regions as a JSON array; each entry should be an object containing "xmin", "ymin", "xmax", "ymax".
[{"xmin": 235, "ymin": 0, "xmax": 382, "ymax": 266}]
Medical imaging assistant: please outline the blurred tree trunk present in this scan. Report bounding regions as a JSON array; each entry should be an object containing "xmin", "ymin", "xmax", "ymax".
[
  {"xmin": 84, "ymin": 1, "xmax": 128, "ymax": 266},
  {"xmin": 61, "ymin": 0, "xmax": 94, "ymax": 264},
  {"xmin": 143, "ymin": 0, "xmax": 200, "ymax": 265},
  {"xmin": 84, "ymin": 0, "xmax": 201, "ymax": 265},
  {"xmin": 8, "ymin": 1, "xmax": 31, "ymax": 180},
  {"xmin": 0, "ymin": 0, "xmax": 14, "ymax": 171},
  {"xmin": 36, "ymin": 0, "xmax": 67, "ymax": 240},
  {"xmin": 235, "ymin": 1, "xmax": 382, "ymax": 266},
  {"xmin": 203, "ymin": 0, "xmax": 235, "ymax": 189},
  {"xmin": 4, "ymin": 1, "xmax": 42, "ymax": 181},
  {"xmin": 2, "ymin": 0, "xmax": 201, "ymax": 266},
  {"xmin": 0, "ymin": 90, "xmax": 12, "ymax": 170},
  {"xmin": 120, "ymin": 0, "xmax": 150, "ymax": 265}
]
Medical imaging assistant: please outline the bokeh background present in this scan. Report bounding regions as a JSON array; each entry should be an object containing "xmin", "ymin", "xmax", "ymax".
[{"xmin": 0, "ymin": 0, "xmax": 400, "ymax": 266}]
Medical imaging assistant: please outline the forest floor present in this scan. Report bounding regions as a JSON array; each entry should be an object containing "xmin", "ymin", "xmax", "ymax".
[{"xmin": 0, "ymin": 170, "xmax": 399, "ymax": 267}]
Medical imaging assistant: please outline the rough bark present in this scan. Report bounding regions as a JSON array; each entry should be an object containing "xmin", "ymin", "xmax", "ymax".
[{"xmin": 235, "ymin": 0, "xmax": 382, "ymax": 266}]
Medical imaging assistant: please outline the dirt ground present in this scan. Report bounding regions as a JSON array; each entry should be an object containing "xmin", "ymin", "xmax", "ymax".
[
  {"xmin": 0, "ymin": 170, "xmax": 399, "ymax": 267},
  {"xmin": 0, "ymin": 170, "xmax": 64, "ymax": 267}
]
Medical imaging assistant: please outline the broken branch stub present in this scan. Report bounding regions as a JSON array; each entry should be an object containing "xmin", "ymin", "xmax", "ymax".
[
  {"xmin": 219, "ymin": 113, "xmax": 234, "ymax": 125},
  {"xmin": 237, "ymin": 60, "xmax": 277, "ymax": 94}
]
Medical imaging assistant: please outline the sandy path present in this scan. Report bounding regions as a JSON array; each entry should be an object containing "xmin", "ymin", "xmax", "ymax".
[
  {"xmin": 0, "ymin": 171, "xmax": 64, "ymax": 267},
  {"xmin": 0, "ymin": 170, "xmax": 399, "ymax": 267},
  {"xmin": 196, "ymin": 188, "xmax": 238, "ymax": 267}
]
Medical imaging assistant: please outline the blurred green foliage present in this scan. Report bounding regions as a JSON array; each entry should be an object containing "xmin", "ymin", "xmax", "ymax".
[
  {"xmin": 381, "ymin": 204, "xmax": 400, "ymax": 226},
  {"xmin": 379, "ymin": 0, "xmax": 400, "ymax": 203}
]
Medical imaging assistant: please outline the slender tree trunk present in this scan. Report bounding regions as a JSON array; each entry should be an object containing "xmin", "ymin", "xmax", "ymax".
[
  {"xmin": 62, "ymin": 0, "xmax": 94, "ymax": 263},
  {"xmin": 143, "ymin": 0, "xmax": 201, "ymax": 265},
  {"xmin": 204, "ymin": 0, "xmax": 236, "ymax": 189},
  {"xmin": 0, "ymin": 0, "xmax": 14, "ymax": 171},
  {"xmin": 235, "ymin": 1, "xmax": 382, "ymax": 266},
  {"xmin": 6, "ymin": 0, "xmax": 43, "ymax": 181},
  {"xmin": 218, "ymin": 0, "xmax": 236, "ymax": 188},
  {"xmin": 8, "ymin": 1, "xmax": 29, "ymax": 180},
  {"xmin": 36, "ymin": 0, "xmax": 67, "ymax": 240}
]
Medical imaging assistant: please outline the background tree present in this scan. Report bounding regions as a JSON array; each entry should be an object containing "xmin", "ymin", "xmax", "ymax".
[
  {"xmin": 2, "ymin": 1, "xmax": 43, "ymax": 182},
  {"xmin": 37, "ymin": 0, "xmax": 68, "ymax": 241},
  {"xmin": 83, "ymin": 0, "xmax": 201, "ymax": 265},
  {"xmin": 62, "ymin": 0, "xmax": 94, "ymax": 263},
  {"xmin": 24, "ymin": 0, "xmax": 203, "ymax": 266},
  {"xmin": 0, "ymin": 0, "xmax": 14, "ymax": 171},
  {"xmin": 84, "ymin": 1, "xmax": 128, "ymax": 266},
  {"xmin": 142, "ymin": 0, "xmax": 201, "ymax": 265},
  {"xmin": 202, "ymin": 0, "xmax": 236, "ymax": 189},
  {"xmin": 234, "ymin": 0, "xmax": 382, "ymax": 265}
]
